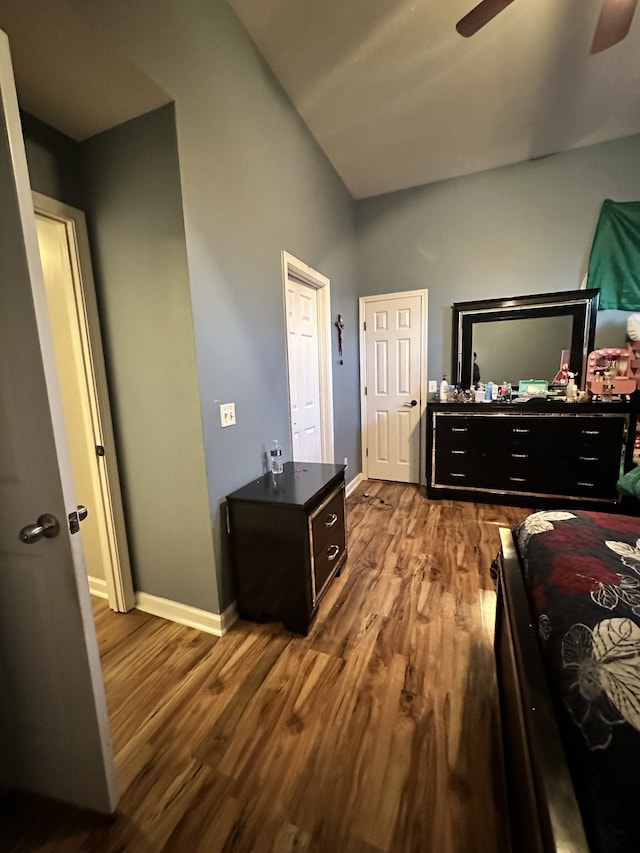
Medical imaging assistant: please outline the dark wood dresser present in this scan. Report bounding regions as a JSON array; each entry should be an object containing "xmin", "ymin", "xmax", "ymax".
[
  {"xmin": 427, "ymin": 401, "xmax": 636, "ymax": 506},
  {"xmin": 226, "ymin": 462, "xmax": 347, "ymax": 634}
]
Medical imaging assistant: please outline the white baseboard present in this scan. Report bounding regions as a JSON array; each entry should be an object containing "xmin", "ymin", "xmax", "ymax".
[
  {"xmin": 88, "ymin": 576, "xmax": 109, "ymax": 599},
  {"xmin": 346, "ymin": 471, "xmax": 364, "ymax": 496},
  {"xmin": 135, "ymin": 591, "xmax": 239, "ymax": 637}
]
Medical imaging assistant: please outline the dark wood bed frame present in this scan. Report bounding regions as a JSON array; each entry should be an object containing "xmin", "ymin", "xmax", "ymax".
[{"xmin": 496, "ymin": 527, "xmax": 591, "ymax": 853}]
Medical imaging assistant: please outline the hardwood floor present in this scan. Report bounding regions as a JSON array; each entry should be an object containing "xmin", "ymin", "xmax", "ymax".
[{"xmin": 2, "ymin": 481, "xmax": 532, "ymax": 852}]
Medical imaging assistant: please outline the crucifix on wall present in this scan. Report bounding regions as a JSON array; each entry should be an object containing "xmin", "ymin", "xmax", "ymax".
[{"xmin": 335, "ymin": 314, "xmax": 345, "ymax": 364}]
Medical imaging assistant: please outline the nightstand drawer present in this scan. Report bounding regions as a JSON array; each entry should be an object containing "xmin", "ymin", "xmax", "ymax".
[
  {"xmin": 310, "ymin": 485, "xmax": 345, "ymax": 557},
  {"xmin": 312, "ymin": 538, "xmax": 347, "ymax": 605}
]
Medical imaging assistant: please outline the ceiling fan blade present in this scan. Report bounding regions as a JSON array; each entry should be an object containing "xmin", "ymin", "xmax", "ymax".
[
  {"xmin": 456, "ymin": 0, "xmax": 517, "ymax": 37},
  {"xmin": 591, "ymin": 0, "xmax": 638, "ymax": 53}
]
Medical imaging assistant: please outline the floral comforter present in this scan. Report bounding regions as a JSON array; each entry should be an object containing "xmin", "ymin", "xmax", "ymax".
[{"xmin": 514, "ymin": 510, "xmax": 640, "ymax": 853}]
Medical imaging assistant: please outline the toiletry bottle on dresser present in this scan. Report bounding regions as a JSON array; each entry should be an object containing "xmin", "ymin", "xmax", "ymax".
[{"xmin": 440, "ymin": 376, "xmax": 448, "ymax": 402}]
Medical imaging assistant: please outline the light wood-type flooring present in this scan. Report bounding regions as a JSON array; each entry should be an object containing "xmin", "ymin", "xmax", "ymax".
[{"xmin": 2, "ymin": 481, "xmax": 532, "ymax": 852}]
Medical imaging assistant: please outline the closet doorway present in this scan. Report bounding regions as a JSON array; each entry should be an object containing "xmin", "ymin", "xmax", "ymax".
[
  {"xmin": 282, "ymin": 251, "xmax": 335, "ymax": 464},
  {"xmin": 34, "ymin": 191, "xmax": 134, "ymax": 612}
]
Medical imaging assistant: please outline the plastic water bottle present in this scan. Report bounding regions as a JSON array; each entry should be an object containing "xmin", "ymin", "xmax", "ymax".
[{"xmin": 270, "ymin": 439, "xmax": 283, "ymax": 474}]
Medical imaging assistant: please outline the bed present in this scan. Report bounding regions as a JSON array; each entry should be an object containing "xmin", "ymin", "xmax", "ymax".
[{"xmin": 496, "ymin": 510, "xmax": 640, "ymax": 853}]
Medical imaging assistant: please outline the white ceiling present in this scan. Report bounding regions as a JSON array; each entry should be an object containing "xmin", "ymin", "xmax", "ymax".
[
  {"xmin": 1, "ymin": 0, "xmax": 639, "ymax": 200},
  {"xmin": 228, "ymin": 0, "xmax": 640, "ymax": 198}
]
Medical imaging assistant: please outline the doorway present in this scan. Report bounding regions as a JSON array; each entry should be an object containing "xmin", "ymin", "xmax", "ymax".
[
  {"xmin": 33, "ymin": 191, "xmax": 134, "ymax": 612},
  {"xmin": 359, "ymin": 290, "xmax": 428, "ymax": 484},
  {"xmin": 282, "ymin": 251, "xmax": 335, "ymax": 463}
]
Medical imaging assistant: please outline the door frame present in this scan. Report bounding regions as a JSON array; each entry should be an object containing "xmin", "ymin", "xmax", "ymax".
[
  {"xmin": 281, "ymin": 251, "xmax": 334, "ymax": 463},
  {"xmin": 359, "ymin": 289, "xmax": 428, "ymax": 485},
  {"xmin": 33, "ymin": 191, "xmax": 135, "ymax": 613}
]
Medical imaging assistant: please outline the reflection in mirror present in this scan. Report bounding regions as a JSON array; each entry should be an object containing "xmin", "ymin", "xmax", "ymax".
[
  {"xmin": 472, "ymin": 315, "xmax": 574, "ymax": 386},
  {"xmin": 452, "ymin": 289, "xmax": 599, "ymax": 391}
]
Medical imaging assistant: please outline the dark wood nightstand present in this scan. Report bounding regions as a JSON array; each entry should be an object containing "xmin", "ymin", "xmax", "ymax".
[{"xmin": 226, "ymin": 462, "xmax": 347, "ymax": 634}]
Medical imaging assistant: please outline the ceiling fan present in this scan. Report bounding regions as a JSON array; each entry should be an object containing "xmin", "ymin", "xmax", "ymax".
[{"xmin": 456, "ymin": 0, "xmax": 639, "ymax": 53}]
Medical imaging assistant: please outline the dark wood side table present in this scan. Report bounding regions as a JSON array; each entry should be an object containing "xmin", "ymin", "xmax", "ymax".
[{"xmin": 226, "ymin": 462, "xmax": 347, "ymax": 634}]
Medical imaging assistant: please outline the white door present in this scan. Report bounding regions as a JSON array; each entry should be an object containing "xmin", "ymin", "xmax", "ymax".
[
  {"xmin": 0, "ymin": 30, "xmax": 118, "ymax": 812},
  {"xmin": 282, "ymin": 252, "xmax": 335, "ymax": 465},
  {"xmin": 361, "ymin": 291, "xmax": 427, "ymax": 483},
  {"xmin": 285, "ymin": 277, "xmax": 323, "ymax": 463},
  {"xmin": 34, "ymin": 193, "xmax": 134, "ymax": 613}
]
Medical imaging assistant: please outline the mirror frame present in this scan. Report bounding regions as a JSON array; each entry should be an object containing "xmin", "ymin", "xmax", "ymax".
[{"xmin": 451, "ymin": 289, "xmax": 600, "ymax": 390}]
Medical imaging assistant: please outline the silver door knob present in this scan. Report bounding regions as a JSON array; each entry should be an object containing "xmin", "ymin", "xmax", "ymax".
[{"xmin": 19, "ymin": 513, "xmax": 60, "ymax": 544}]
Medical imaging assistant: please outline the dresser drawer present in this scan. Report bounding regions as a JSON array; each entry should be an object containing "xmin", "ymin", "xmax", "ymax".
[
  {"xmin": 437, "ymin": 417, "xmax": 475, "ymax": 446},
  {"xmin": 572, "ymin": 418, "xmax": 626, "ymax": 465},
  {"xmin": 433, "ymin": 414, "xmax": 493, "ymax": 487},
  {"xmin": 493, "ymin": 457, "xmax": 543, "ymax": 493}
]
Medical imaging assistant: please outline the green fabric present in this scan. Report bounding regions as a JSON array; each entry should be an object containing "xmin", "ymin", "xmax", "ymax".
[
  {"xmin": 617, "ymin": 465, "xmax": 640, "ymax": 498},
  {"xmin": 587, "ymin": 199, "xmax": 640, "ymax": 310}
]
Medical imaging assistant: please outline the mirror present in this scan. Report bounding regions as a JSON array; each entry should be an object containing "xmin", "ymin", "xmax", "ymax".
[{"xmin": 452, "ymin": 289, "xmax": 599, "ymax": 390}]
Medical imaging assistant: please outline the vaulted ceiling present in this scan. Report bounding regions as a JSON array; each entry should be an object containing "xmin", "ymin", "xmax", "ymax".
[
  {"xmin": 2, "ymin": 0, "xmax": 639, "ymax": 200},
  {"xmin": 227, "ymin": 0, "xmax": 640, "ymax": 198}
]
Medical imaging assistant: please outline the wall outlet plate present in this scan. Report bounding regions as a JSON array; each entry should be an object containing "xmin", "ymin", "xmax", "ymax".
[
  {"xmin": 220, "ymin": 402, "xmax": 236, "ymax": 427},
  {"xmin": 428, "ymin": 380, "xmax": 437, "ymax": 393}
]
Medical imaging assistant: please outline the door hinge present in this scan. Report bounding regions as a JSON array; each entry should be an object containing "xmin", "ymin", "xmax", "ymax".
[
  {"xmin": 364, "ymin": 386, "xmax": 367, "ymax": 396},
  {"xmin": 363, "ymin": 321, "xmax": 367, "ymax": 331},
  {"xmin": 366, "ymin": 447, "xmax": 369, "ymax": 457}
]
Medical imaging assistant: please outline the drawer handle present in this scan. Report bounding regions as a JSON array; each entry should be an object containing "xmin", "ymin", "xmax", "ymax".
[
  {"xmin": 325, "ymin": 513, "xmax": 338, "ymax": 527},
  {"xmin": 451, "ymin": 427, "xmax": 468, "ymax": 433},
  {"xmin": 509, "ymin": 476, "xmax": 527, "ymax": 483},
  {"xmin": 578, "ymin": 456, "xmax": 599, "ymax": 462},
  {"xmin": 577, "ymin": 482, "xmax": 595, "ymax": 488},
  {"xmin": 511, "ymin": 453, "xmax": 528, "ymax": 459},
  {"xmin": 327, "ymin": 544, "xmax": 340, "ymax": 561},
  {"xmin": 512, "ymin": 428, "xmax": 530, "ymax": 434},
  {"xmin": 451, "ymin": 450, "xmax": 467, "ymax": 455},
  {"xmin": 450, "ymin": 473, "xmax": 467, "ymax": 479},
  {"xmin": 581, "ymin": 430, "xmax": 600, "ymax": 436}
]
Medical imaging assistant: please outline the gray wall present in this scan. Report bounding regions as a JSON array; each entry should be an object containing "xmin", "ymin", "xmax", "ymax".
[
  {"xmin": 23, "ymin": 105, "xmax": 218, "ymax": 609},
  {"xmin": 356, "ymin": 134, "xmax": 640, "ymax": 386},
  {"xmin": 68, "ymin": 0, "xmax": 360, "ymax": 611},
  {"xmin": 80, "ymin": 105, "xmax": 218, "ymax": 610},
  {"xmin": 22, "ymin": 112, "xmax": 85, "ymax": 209}
]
